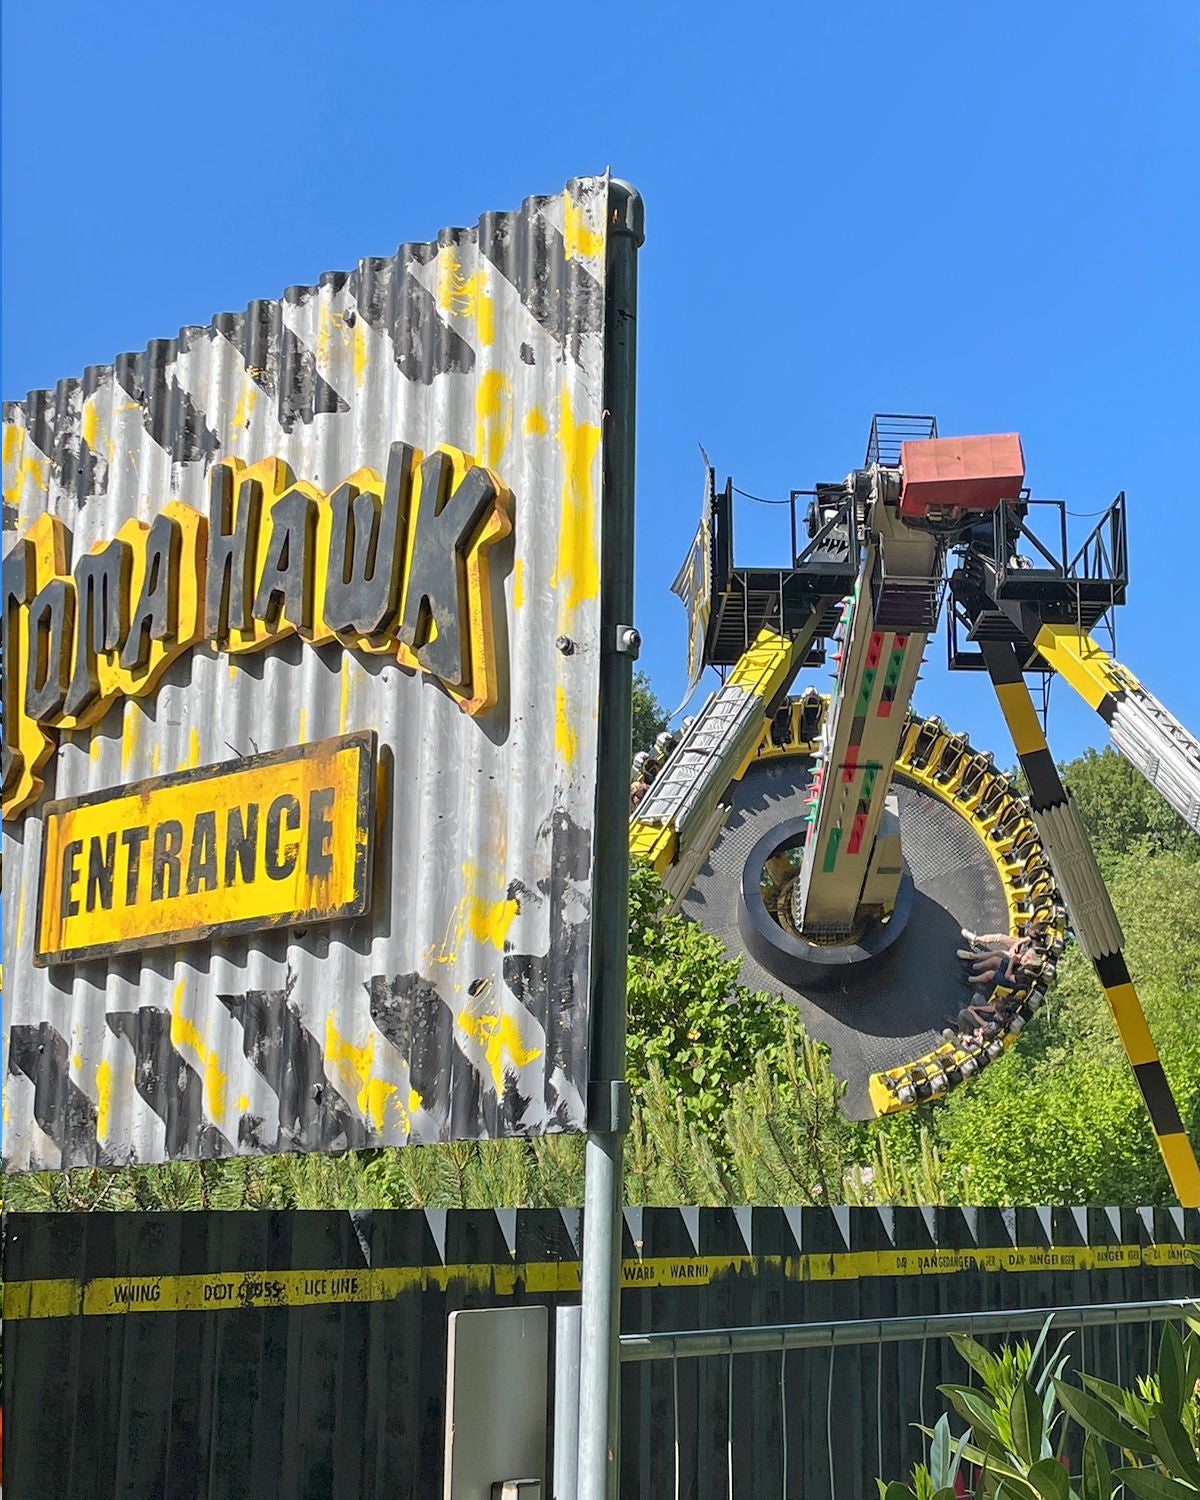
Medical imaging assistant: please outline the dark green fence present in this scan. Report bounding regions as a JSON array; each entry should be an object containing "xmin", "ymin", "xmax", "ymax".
[{"xmin": 3, "ymin": 1206, "xmax": 1197, "ymax": 1498}]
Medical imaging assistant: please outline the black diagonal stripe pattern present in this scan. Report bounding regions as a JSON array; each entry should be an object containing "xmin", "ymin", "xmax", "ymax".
[
  {"xmin": 7, "ymin": 378, "xmax": 111, "ymax": 509},
  {"xmin": 348, "ymin": 258, "xmax": 476, "ymax": 386},
  {"xmin": 7, "ymin": 189, "xmax": 600, "ymax": 486},
  {"xmin": 30, "ymin": 381, "xmax": 85, "ymax": 507},
  {"xmin": 73, "ymin": 364, "xmax": 111, "ymax": 507},
  {"xmin": 501, "ymin": 807, "xmax": 591, "ymax": 1130},
  {"xmin": 213, "ymin": 299, "xmax": 352, "ymax": 431},
  {"xmin": 367, "ymin": 972, "xmax": 487, "ymax": 1140},
  {"xmin": 277, "ymin": 325, "xmax": 350, "ymax": 431},
  {"xmin": 477, "ymin": 208, "xmax": 604, "ymax": 363},
  {"xmin": 217, "ymin": 977, "xmax": 365, "ymax": 1151},
  {"xmin": 105, "ymin": 1008, "xmax": 232, "ymax": 1160},
  {"xmin": 114, "ymin": 344, "xmax": 220, "ymax": 464},
  {"xmin": 23, "ymin": 387, "xmax": 60, "ymax": 473},
  {"xmin": 8, "ymin": 1022, "xmax": 104, "ymax": 1167}
]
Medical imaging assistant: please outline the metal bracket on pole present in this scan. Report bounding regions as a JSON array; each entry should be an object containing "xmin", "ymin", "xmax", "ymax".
[
  {"xmin": 614, "ymin": 625, "xmax": 641, "ymax": 658},
  {"xmin": 587, "ymin": 1080, "xmax": 632, "ymax": 1134}
]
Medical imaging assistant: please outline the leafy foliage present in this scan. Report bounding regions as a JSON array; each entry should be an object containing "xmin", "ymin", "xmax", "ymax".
[
  {"xmin": 631, "ymin": 668, "xmax": 670, "ymax": 758},
  {"xmin": 878, "ymin": 1291, "xmax": 1200, "ymax": 1499},
  {"xmin": 626, "ymin": 860, "xmax": 803, "ymax": 1129},
  {"xmin": 1057, "ymin": 747, "xmax": 1200, "ymax": 870}
]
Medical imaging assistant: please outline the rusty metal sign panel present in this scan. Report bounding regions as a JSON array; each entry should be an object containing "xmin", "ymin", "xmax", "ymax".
[
  {"xmin": 3, "ymin": 173, "xmax": 631, "ymax": 1169},
  {"xmin": 36, "ymin": 734, "xmax": 375, "ymax": 966}
]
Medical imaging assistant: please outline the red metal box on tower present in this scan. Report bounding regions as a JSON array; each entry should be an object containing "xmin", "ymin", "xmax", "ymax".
[{"xmin": 898, "ymin": 433, "xmax": 1025, "ymax": 520}]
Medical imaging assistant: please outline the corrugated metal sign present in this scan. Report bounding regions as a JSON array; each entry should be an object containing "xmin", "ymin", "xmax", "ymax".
[{"xmin": 3, "ymin": 174, "xmax": 631, "ymax": 1169}]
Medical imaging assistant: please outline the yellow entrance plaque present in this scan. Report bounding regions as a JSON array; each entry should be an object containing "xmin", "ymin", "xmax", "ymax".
[{"xmin": 36, "ymin": 732, "xmax": 375, "ymax": 966}]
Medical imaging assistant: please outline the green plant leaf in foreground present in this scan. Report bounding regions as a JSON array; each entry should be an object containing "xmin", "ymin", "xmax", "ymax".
[
  {"xmin": 1052, "ymin": 1378, "xmax": 1157, "ymax": 1455},
  {"xmin": 951, "ymin": 1332, "xmax": 1000, "ymax": 1386},
  {"xmin": 1113, "ymin": 1469, "xmax": 1200, "ymax": 1500},
  {"xmin": 1079, "ymin": 1433, "xmax": 1113, "ymax": 1500},
  {"xmin": 1010, "ymin": 1376, "xmax": 1045, "ymax": 1464},
  {"xmin": 1158, "ymin": 1322, "xmax": 1188, "ymax": 1423},
  {"xmin": 940, "ymin": 1384, "xmax": 1005, "ymax": 1447},
  {"xmin": 1148, "ymin": 1410, "xmax": 1200, "ymax": 1489},
  {"xmin": 1025, "ymin": 1456, "xmax": 1071, "ymax": 1500}
]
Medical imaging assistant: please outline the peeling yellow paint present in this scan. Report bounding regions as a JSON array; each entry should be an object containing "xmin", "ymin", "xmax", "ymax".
[
  {"xmin": 458, "ymin": 1007, "xmax": 542, "ymax": 1092},
  {"xmin": 231, "ymin": 376, "xmax": 258, "ymax": 433},
  {"xmin": 408, "ymin": 1086, "xmax": 422, "ymax": 1115},
  {"xmin": 354, "ymin": 321, "xmax": 369, "ymax": 389},
  {"xmin": 325, "ymin": 1016, "xmax": 395, "ymax": 1132},
  {"xmin": 549, "ymin": 389, "xmax": 600, "ymax": 612},
  {"xmin": 171, "ymin": 981, "xmax": 227, "ymax": 1122},
  {"xmin": 96, "ymin": 1058, "xmax": 113, "ymax": 1140},
  {"xmin": 563, "ymin": 190, "xmax": 603, "ymax": 261},
  {"xmin": 237, "ymin": 1093, "xmax": 249, "ymax": 1114},
  {"xmin": 522, "ymin": 406, "xmax": 548, "ymax": 437},
  {"xmin": 298, "ymin": 706, "xmax": 308, "ymax": 744},
  {"xmin": 424, "ymin": 901, "xmax": 460, "ymax": 968},
  {"xmin": 464, "ymin": 895, "xmax": 519, "ymax": 948},
  {"xmin": 513, "ymin": 556, "xmax": 525, "ymax": 609},
  {"xmin": 556, "ymin": 682, "xmax": 577, "ymax": 766},
  {"xmin": 339, "ymin": 653, "xmax": 351, "ymax": 734},
  {"xmin": 2, "ymin": 424, "xmax": 48, "ymax": 507},
  {"xmin": 435, "ymin": 251, "xmax": 495, "ymax": 346},
  {"xmin": 81, "ymin": 395, "xmax": 100, "ymax": 451},
  {"xmin": 474, "ymin": 370, "xmax": 513, "ymax": 471},
  {"xmin": 72, "ymin": 1052, "xmax": 82, "ymax": 1072},
  {"xmin": 317, "ymin": 298, "xmax": 336, "ymax": 368},
  {"xmin": 187, "ymin": 726, "xmax": 200, "ymax": 768},
  {"xmin": 121, "ymin": 699, "xmax": 140, "ymax": 771}
]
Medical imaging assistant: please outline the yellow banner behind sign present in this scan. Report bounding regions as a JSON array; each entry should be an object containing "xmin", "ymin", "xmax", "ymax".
[{"xmin": 37, "ymin": 732, "xmax": 375, "ymax": 965}]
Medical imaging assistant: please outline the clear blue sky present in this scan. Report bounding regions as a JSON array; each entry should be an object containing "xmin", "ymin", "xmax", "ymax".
[{"xmin": 4, "ymin": 3, "xmax": 1198, "ymax": 765}]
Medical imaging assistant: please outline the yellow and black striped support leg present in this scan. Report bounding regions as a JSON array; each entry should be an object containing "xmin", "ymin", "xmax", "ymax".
[{"xmin": 982, "ymin": 641, "xmax": 1200, "ymax": 1207}]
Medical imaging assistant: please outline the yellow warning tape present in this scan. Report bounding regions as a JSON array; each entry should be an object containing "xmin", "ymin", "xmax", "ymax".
[{"xmin": 4, "ymin": 1243, "xmax": 1195, "ymax": 1320}]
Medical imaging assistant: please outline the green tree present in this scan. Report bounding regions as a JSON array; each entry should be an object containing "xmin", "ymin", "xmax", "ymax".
[
  {"xmin": 631, "ymin": 669, "xmax": 669, "ymax": 760},
  {"xmin": 626, "ymin": 860, "xmax": 798, "ymax": 1130},
  {"xmin": 1058, "ymin": 746, "xmax": 1200, "ymax": 868},
  {"xmin": 624, "ymin": 860, "xmax": 869, "ymax": 1203}
]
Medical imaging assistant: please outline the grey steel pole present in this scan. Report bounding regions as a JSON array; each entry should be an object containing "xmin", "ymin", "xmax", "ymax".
[
  {"xmin": 575, "ymin": 177, "xmax": 643, "ymax": 1500},
  {"xmin": 554, "ymin": 1305, "xmax": 582, "ymax": 1500}
]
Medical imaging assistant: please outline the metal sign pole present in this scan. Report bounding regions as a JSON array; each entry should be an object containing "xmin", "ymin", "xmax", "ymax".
[{"xmin": 575, "ymin": 179, "xmax": 643, "ymax": 1500}]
